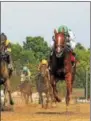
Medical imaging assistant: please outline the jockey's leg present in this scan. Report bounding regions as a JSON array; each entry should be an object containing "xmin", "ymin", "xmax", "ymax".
[
  {"xmin": 7, "ymin": 52, "xmax": 13, "ymax": 71},
  {"xmin": 66, "ymin": 45, "xmax": 76, "ymax": 66}
]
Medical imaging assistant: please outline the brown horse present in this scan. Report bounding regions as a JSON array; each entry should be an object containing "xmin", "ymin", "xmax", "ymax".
[
  {"xmin": 49, "ymin": 31, "xmax": 76, "ymax": 106},
  {"xmin": 18, "ymin": 79, "xmax": 33, "ymax": 104},
  {"xmin": 0, "ymin": 44, "xmax": 14, "ymax": 107},
  {"xmin": 36, "ymin": 64, "xmax": 55, "ymax": 108}
]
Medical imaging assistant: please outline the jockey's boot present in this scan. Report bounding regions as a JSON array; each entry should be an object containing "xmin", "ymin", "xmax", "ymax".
[{"xmin": 0, "ymin": 78, "xmax": 5, "ymax": 85}]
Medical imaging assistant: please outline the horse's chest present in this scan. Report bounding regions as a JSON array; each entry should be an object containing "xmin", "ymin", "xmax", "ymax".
[{"xmin": 56, "ymin": 58, "xmax": 64, "ymax": 69}]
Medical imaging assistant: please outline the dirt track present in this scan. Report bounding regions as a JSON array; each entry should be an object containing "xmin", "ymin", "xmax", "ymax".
[{"xmin": 1, "ymin": 101, "xmax": 90, "ymax": 121}]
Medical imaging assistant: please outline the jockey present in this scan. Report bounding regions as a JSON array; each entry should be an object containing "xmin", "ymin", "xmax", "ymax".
[
  {"xmin": 0, "ymin": 33, "xmax": 13, "ymax": 71},
  {"xmin": 55, "ymin": 25, "xmax": 76, "ymax": 51},
  {"xmin": 38, "ymin": 59, "xmax": 48, "ymax": 71},
  {"xmin": 51, "ymin": 25, "xmax": 76, "ymax": 63},
  {"xmin": 22, "ymin": 66, "xmax": 31, "ymax": 81}
]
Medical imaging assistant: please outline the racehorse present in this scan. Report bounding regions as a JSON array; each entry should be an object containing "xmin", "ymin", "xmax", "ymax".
[
  {"xmin": 18, "ymin": 78, "xmax": 33, "ymax": 104},
  {"xmin": 0, "ymin": 43, "xmax": 14, "ymax": 107},
  {"xmin": 49, "ymin": 31, "xmax": 76, "ymax": 106},
  {"xmin": 36, "ymin": 64, "xmax": 55, "ymax": 108}
]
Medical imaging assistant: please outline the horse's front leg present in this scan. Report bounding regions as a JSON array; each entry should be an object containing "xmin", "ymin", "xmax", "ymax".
[
  {"xmin": 50, "ymin": 88, "xmax": 56, "ymax": 108},
  {"xmin": 45, "ymin": 92, "xmax": 49, "ymax": 109},
  {"xmin": 64, "ymin": 58, "xmax": 73, "ymax": 106},
  {"xmin": 3, "ymin": 86, "xmax": 7, "ymax": 107},
  {"xmin": 39, "ymin": 93, "xmax": 44, "ymax": 108},
  {"xmin": 65, "ymin": 72, "xmax": 72, "ymax": 106},
  {"xmin": 50, "ymin": 75, "xmax": 61, "ymax": 102},
  {"xmin": 5, "ymin": 79, "xmax": 14, "ymax": 105},
  {"xmin": 30, "ymin": 93, "xmax": 33, "ymax": 103},
  {"xmin": 26, "ymin": 94, "xmax": 29, "ymax": 104}
]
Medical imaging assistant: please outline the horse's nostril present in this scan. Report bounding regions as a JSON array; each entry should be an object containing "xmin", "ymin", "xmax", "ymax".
[{"xmin": 56, "ymin": 47, "xmax": 61, "ymax": 53}]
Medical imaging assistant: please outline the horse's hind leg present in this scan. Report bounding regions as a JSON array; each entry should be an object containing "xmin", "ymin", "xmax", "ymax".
[
  {"xmin": 45, "ymin": 92, "xmax": 49, "ymax": 109},
  {"xmin": 5, "ymin": 79, "xmax": 14, "ymax": 105}
]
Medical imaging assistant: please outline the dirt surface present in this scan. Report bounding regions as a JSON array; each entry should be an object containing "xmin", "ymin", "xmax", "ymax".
[{"xmin": 1, "ymin": 100, "xmax": 90, "ymax": 121}]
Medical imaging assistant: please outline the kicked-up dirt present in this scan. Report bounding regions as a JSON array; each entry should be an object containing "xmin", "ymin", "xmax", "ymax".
[{"xmin": 1, "ymin": 100, "xmax": 90, "ymax": 121}]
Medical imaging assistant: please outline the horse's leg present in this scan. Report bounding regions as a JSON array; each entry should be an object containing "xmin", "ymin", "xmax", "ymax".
[
  {"xmin": 50, "ymin": 86, "xmax": 56, "ymax": 107},
  {"xmin": 23, "ymin": 93, "xmax": 28, "ymax": 104},
  {"xmin": 39, "ymin": 93, "xmax": 43, "ymax": 108},
  {"xmin": 30, "ymin": 93, "xmax": 33, "ymax": 103},
  {"xmin": 64, "ymin": 55, "xmax": 73, "ymax": 106},
  {"xmin": 45, "ymin": 92, "xmax": 49, "ymax": 109},
  {"xmin": 25, "ymin": 94, "xmax": 28, "ymax": 104},
  {"xmin": 5, "ymin": 79, "xmax": 14, "ymax": 105},
  {"xmin": 65, "ymin": 73, "xmax": 72, "ymax": 106},
  {"xmin": 71, "ymin": 62, "xmax": 76, "ymax": 92},
  {"xmin": 51, "ymin": 75, "xmax": 61, "ymax": 102},
  {"xmin": 3, "ymin": 85, "xmax": 7, "ymax": 106}
]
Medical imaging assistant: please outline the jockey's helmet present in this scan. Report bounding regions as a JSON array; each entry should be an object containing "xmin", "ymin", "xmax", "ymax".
[
  {"xmin": 23, "ymin": 66, "xmax": 28, "ymax": 72},
  {"xmin": 41, "ymin": 59, "xmax": 48, "ymax": 65},
  {"xmin": 0, "ymin": 33, "xmax": 7, "ymax": 44},
  {"xmin": 58, "ymin": 25, "xmax": 69, "ymax": 36}
]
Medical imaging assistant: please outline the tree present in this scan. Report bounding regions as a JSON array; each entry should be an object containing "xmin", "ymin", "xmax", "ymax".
[
  {"xmin": 76, "ymin": 42, "xmax": 85, "ymax": 50},
  {"xmin": 23, "ymin": 36, "xmax": 51, "ymax": 62},
  {"xmin": 73, "ymin": 45, "xmax": 90, "ymax": 97}
]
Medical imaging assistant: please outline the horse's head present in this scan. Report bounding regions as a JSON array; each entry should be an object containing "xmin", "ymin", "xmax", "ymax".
[{"xmin": 54, "ymin": 32, "xmax": 66, "ymax": 58}]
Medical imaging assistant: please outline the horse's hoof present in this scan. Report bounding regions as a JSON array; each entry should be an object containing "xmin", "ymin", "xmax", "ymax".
[
  {"xmin": 55, "ymin": 97, "xmax": 61, "ymax": 102},
  {"xmin": 10, "ymin": 100, "xmax": 14, "ymax": 105},
  {"xmin": 52, "ymin": 103, "xmax": 56, "ymax": 107}
]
